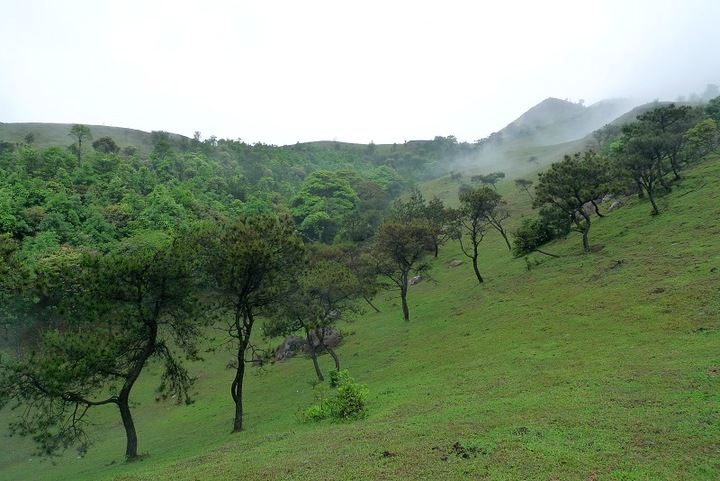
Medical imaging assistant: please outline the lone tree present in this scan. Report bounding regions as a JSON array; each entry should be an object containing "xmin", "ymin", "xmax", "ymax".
[
  {"xmin": 453, "ymin": 186, "xmax": 511, "ymax": 283},
  {"xmin": 471, "ymin": 171, "xmax": 505, "ymax": 190},
  {"xmin": 202, "ymin": 215, "xmax": 305, "ymax": 432},
  {"xmin": 514, "ymin": 178, "xmax": 534, "ymax": 200},
  {"xmin": 68, "ymin": 124, "xmax": 92, "ymax": 163},
  {"xmin": 0, "ymin": 233, "xmax": 203, "ymax": 461},
  {"xmin": 370, "ymin": 219, "xmax": 434, "ymax": 321},
  {"xmin": 265, "ymin": 260, "xmax": 362, "ymax": 382},
  {"xmin": 534, "ymin": 151, "xmax": 615, "ymax": 253}
]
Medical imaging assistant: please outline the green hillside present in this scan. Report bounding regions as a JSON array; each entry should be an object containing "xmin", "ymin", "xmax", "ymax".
[
  {"xmin": 1, "ymin": 155, "xmax": 718, "ymax": 481},
  {"xmin": 1, "ymin": 97, "xmax": 719, "ymax": 480},
  {"xmin": 0, "ymin": 122, "xmax": 192, "ymax": 158}
]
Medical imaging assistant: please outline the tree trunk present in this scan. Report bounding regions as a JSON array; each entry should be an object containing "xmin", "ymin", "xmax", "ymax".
[
  {"xmin": 231, "ymin": 356, "xmax": 246, "ymax": 432},
  {"xmin": 118, "ymin": 391, "xmax": 138, "ymax": 461},
  {"xmin": 472, "ymin": 254, "xmax": 484, "ymax": 284},
  {"xmin": 316, "ymin": 330, "xmax": 340, "ymax": 372},
  {"xmin": 326, "ymin": 345, "xmax": 340, "ymax": 372},
  {"xmin": 231, "ymin": 307, "xmax": 254, "ymax": 433},
  {"xmin": 400, "ymin": 282, "xmax": 410, "ymax": 321},
  {"xmin": 364, "ymin": 296, "xmax": 381, "ymax": 313},
  {"xmin": 305, "ymin": 328, "xmax": 324, "ymax": 382},
  {"xmin": 591, "ymin": 200, "xmax": 605, "ymax": 218},
  {"xmin": 648, "ymin": 187, "xmax": 660, "ymax": 215},
  {"xmin": 580, "ymin": 213, "xmax": 591, "ymax": 254},
  {"xmin": 499, "ymin": 228, "xmax": 512, "ymax": 251}
]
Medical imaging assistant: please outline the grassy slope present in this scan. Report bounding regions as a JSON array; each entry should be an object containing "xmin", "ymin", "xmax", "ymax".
[
  {"xmin": 1, "ymin": 153, "xmax": 719, "ymax": 480},
  {"xmin": 0, "ymin": 122, "xmax": 188, "ymax": 157}
]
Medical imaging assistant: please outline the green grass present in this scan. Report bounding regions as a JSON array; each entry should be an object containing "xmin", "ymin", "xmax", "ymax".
[
  {"xmin": 2, "ymin": 154, "xmax": 720, "ymax": 480},
  {"xmin": 0, "ymin": 122, "xmax": 187, "ymax": 157}
]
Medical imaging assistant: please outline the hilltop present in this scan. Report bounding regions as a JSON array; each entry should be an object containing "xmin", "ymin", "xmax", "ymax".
[{"xmin": 492, "ymin": 97, "xmax": 640, "ymax": 146}]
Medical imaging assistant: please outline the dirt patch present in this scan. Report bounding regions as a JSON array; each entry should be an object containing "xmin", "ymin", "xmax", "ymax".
[{"xmin": 433, "ymin": 441, "xmax": 485, "ymax": 461}]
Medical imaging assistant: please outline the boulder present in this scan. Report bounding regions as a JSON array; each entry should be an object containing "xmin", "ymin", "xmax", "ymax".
[
  {"xmin": 306, "ymin": 328, "xmax": 343, "ymax": 354},
  {"xmin": 449, "ymin": 260, "xmax": 463, "ymax": 267},
  {"xmin": 275, "ymin": 336, "xmax": 306, "ymax": 362},
  {"xmin": 408, "ymin": 275, "xmax": 424, "ymax": 286}
]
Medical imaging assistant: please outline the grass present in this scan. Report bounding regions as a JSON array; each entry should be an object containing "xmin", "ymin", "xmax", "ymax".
[
  {"xmin": 1, "ymin": 153, "xmax": 719, "ymax": 480},
  {"xmin": 0, "ymin": 122, "xmax": 187, "ymax": 157}
]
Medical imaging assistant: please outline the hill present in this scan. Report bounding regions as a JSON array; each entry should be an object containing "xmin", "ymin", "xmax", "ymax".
[
  {"xmin": 1, "ymin": 146, "xmax": 718, "ymax": 480},
  {"xmin": 495, "ymin": 97, "xmax": 640, "ymax": 146},
  {"xmin": 0, "ymin": 122, "xmax": 190, "ymax": 157}
]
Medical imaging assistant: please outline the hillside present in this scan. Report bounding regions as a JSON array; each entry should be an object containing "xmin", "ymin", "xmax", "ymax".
[
  {"xmin": 1, "ymin": 153, "xmax": 718, "ymax": 480},
  {"xmin": 1, "ymin": 96, "xmax": 719, "ymax": 480},
  {"xmin": 0, "ymin": 122, "xmax": 190, "ymax": 157}
]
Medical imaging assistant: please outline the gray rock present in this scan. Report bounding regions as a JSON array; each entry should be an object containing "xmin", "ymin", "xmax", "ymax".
[{"xmin": 275, "ymin": 336, "xmax": 307, "ymax": 361}]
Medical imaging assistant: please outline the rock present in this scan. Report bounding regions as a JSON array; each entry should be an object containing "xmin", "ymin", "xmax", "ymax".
[
  {"xmin": 608, "ymin": 198, "xmax": 626, "ymax": 212},
  {"xmin": 275, "ymin": 336, "xmax": 306, "ymax": 362},
  {"xmin": 449, "ymin": 260, "xmax": 463, "ymax": 267},
  {"xmin": 305, "ymin": 328, "xmax": 343, "ymax": 354},
  {"xmin": 408, "ymin": 275, "xmax": 424, "ymax": 286}
]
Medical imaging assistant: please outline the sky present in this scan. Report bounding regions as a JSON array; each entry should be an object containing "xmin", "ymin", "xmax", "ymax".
[{"xmin": 1, "ymin": 0, "xmax": 719, "ymax": 146}]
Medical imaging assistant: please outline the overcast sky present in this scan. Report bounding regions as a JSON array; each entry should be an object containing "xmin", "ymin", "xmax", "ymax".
[{"xmin": 1, "ymin": 0, "xmax": 719, "ymax": 145}]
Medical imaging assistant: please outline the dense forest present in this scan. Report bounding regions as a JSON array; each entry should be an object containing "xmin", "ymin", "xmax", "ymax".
[{"xmin": 0, "ymin": 95, "xmax": 719, "ymax": 468}]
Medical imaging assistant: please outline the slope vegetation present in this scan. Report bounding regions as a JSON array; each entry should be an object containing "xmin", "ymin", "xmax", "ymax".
[{"xmin": 2, "ymin": 143, "xmax": 717, "ymax": 480}]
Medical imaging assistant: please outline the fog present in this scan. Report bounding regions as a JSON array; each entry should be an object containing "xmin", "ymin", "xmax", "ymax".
[{"xmin": 1, "ymin": 0, "xmax": 719, "ymax": 145}]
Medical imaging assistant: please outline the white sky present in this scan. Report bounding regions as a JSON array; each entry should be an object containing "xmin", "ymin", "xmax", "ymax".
[{"xmin": 1, "ymin": 0, "xmax": 719, "ymax": 145}]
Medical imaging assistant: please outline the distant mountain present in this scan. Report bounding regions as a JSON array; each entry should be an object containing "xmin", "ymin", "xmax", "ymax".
[{"xmin": 496, "ymin": 97, "xmax": 640, "ymax": 145}]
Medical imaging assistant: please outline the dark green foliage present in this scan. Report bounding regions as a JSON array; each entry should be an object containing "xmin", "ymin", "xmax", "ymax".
[
  {"xmin": 92, "ymin": 136, "xmax": 120, "ymax": 154},
  {"xmin": 0, "ymin": 233, "xmax": 204, "ymax": 460},
  {"xmin": 264, "ymin": 258, "xmax": 362, "ymax": 381},
  {"xmin": 301, "ymin": 370, "xmax": 368, "ymax": 422},
  {"xmin": 471, "ymin": 171, "xmax": 506, "ymax": 190},
  {"xmin": 612, "ymin": 104, "xmax": 705, "ymax": 216},
  {"xmin": 534, "ymin": 151, "xmax": 615, "ymax": 253},
  {"xmin": 370, "ymin": 219, "xmax": 435, "ymax": 321},
  {"xmin": 68, "ymin": 124, "xmax": 92, "ymax": 163},
  {"xmin": 512, "ymin": 211, "xmax": 564, "ymax": 257},
  {"xmin": 706, "ymin": 95, "xmax": 720, "ymax": 123},
  {"xmin": 201, "ymin": 214, "xmax": 306, "ymax": 432}
]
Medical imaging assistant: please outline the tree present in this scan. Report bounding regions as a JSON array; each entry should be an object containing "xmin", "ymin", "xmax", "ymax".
[
  {"xmin": 615, "ymin": 126, "xmax": 666, "ymax": 216},
  {"xmin": 471, "ymin": 171, "xmax": 505, "ymax": 190},
  {"xmin": 534, "ymin": 151, "xmax": 614, "ymax": 253},
  {"xmin": 706, "ymin": 96, "xmax": 720, "ymax": 124},
  {"xmin": 389, "ymin": 189, "xmax": 453, "ymax": 257},
  {"xmin": 633, "ymin": 104, "xmax": 699, "ymax": 180},
  {"xmin": 0, "ymin": 233, "xmax": 203, "ymax": 461},
  {"xmin": 265, "ymin": 260, "xmax": 361, "ymax": 381},
  {"xmin": 511, "ymin": 208, "xmax": 567, "ymax": 258},
  {"xmin": 459, "ymin": 186, "xmax": 512, "ymax": 252},
  {"xmin": 684, "ymin": 118, "xmax": 719, "ymax": 163},
  {"xmin": 68, "ymin": 124, "xmax": 92, "ymax": 163},
  {"xmin": 202, "ymin": 215, "xmax": 305, "ymax": 432},
  {"xmin": 370, "ymin": 219, "xmax": 434, "ymax": 321},
  {"xmin": 514, "ymin": 178, "xmax": 534, "ymax": 200},
  {"xmin": 92, "ymin": 136, "xmax": 120, "ymax": 154},
  {"xmin": 290, "ymin": 170, "xmax": 359, "ymax": 243},
  {"xmin": 452, "ymin": 187, "xmax": 506, "ymax": 284}
]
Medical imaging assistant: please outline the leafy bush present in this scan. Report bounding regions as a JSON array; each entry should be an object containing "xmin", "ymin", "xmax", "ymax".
[{"xmin": 300, "ymin": 370, "xmax": 368, "ymax": 422}]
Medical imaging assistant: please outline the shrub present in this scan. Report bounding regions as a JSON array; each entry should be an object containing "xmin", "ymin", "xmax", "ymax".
[{"xmin": 300, "ymin": 370, "xmax": 368, "ymax": 422}]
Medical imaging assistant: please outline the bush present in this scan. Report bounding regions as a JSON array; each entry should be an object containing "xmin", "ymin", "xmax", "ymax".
[{"xmin": 300, "ymin": 370, "xmax": 368, "ymax": 422}]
